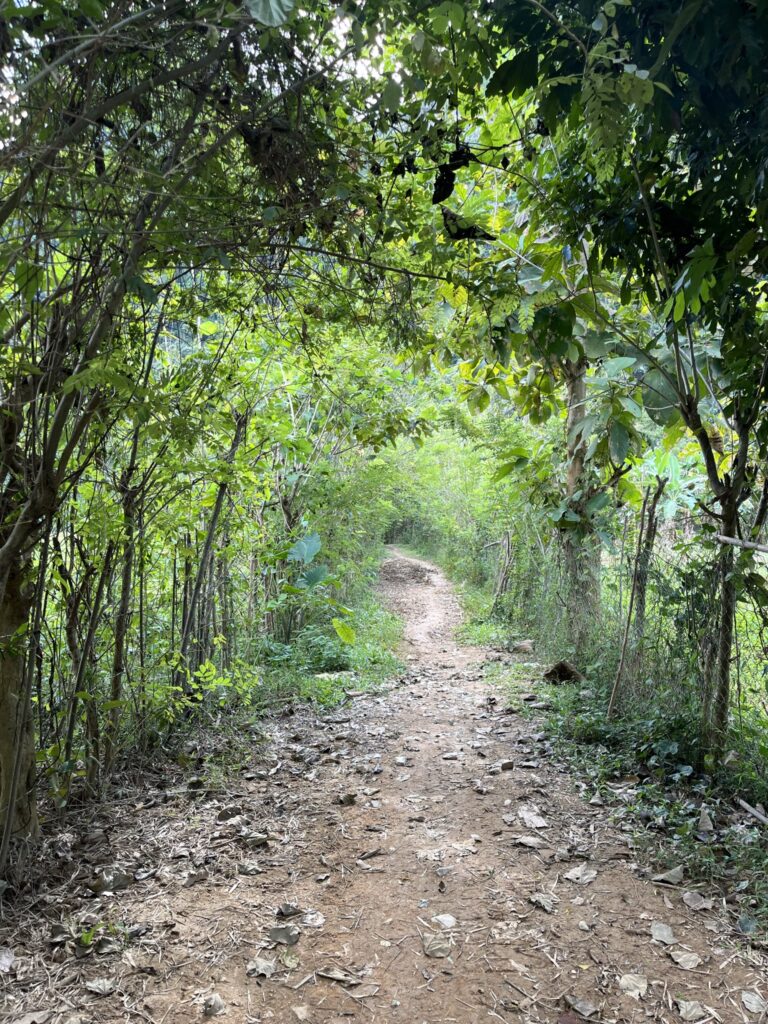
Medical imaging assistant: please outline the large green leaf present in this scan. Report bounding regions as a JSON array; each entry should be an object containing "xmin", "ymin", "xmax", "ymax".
[
  {"xmin": 332, "ymin": 618, "xmax": 356, "ymax": 645},
  {"xmin": 245, "ymin": 0, "xmax": 295, "ymax": 27},
  {"xmin": 602, "ymin": 356, "xmax": 636, "ymax": 377},
  {"xmin": 487, "ymin": 50, "xmax": 538, "ymax": 97},
  {"xmin": 287, "ymin": 532, "xmax": 321, "ymax": 564},
  {"xmin": 641, "ymin": 369, "xmax": 682, "ymax": 426},
  {"xmin": 609, "ymin": 421, "xmax": 630, "ymax": 464},
  {"xmin": 302, "ymin": 564, "xmax": 329, "ymax": 588}
]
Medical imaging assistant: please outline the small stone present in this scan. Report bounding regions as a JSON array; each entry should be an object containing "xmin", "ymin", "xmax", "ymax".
[{"xmin": 203, "ymin": 993, "xmax": 225, "ymax": 1017}]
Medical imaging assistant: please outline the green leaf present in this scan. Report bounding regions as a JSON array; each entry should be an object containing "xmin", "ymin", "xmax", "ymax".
[
  {"xmin": 602, "ymin": 356, "xmax": 636, "ymax": 377},
  {"xmin": 446, "ymin": 2, "xmax": 465, "ymax": 28},
  {"xmin": 487, "ymin": 50, "xmax": 539, "ymax": 97},
  {"xmin": 79, "ymin": 0, "xmax": 103, "ymax": 16},
  {"xmin": 287, "ymin": 532, "xmax": 321, "ymax": 564},
  {"xmin": 641, "ymin": 369, "xmax": 681, "ymax": 426},
  {"xmin": 585, "ymin": 492, "xmax": 610, "ymax": 515},
  {"xmin": 14, "ymin": 260, "xmax": 43, "ymax": 300},
  {"xmin": 493, "ymin": 454, "xmax": 528, "ymax": 480},
  {"xmin": 380, "ymin": 77, "xmax": 402, "ymax": 112},
  {"xmin": 581, "ymin": 330, "xmax": 613, "ymax": 359},
  {"xmin": 302, "ymin": 564, "xmax": 329, "ymax": 588},
  {"xmin": 245, "ymin": 0, "xmax": 294, "ymax": 27},
  {"xmin": 618, "ymin": 395, "xmax": 642, "ymax": 416},
  {"xmin": 332, "ymin": 617, "xmax": 356, "ymax": 644},
  {"xmin": 617, "ymin": 476, "xmax": 644, "ymax": 507},
  {"xmin": 609, "ymin": 421, "xmax": 630, "ymax": 464}
]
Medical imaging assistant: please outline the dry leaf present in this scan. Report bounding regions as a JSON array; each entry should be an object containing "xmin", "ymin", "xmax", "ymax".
[
  {"xmin": 529, "ymin": 891, "xmax": 558, "ymax": 913},
  {"xmin": 742, "ymin": 991, "xmax": 768, "ymax": 1014},
  {"xmin": 317, "ymin": 967, "xmax": 360, "ymax": 986},
  {"xmin": 619, "ymin": 973, "xmax": 648, "ymax": 999},
  {"xmin": 677, "ymin": 1000, "xmax": 708, "ymax": 1021},
  {"xmin": 203, "ymin": 993, "xmax": 225, "ymax": 1017},
  {"xmin": 423, "ymin": 932, "xmax": 452, "ymax": 958},
  {"xmin": 564, "ymin": 863, "xmax": 597, "ymax": 885},
  {"xmin": 246, "ymin": 957, "xmax": 276, "ymax": 978},
  {"xmin": 698, "ymin": 807, "xmax": 714, "ymax": 831},
  {"xmin": 85, "ymin": 977, "xmax": 116, "ymax": 996},
  {"xmin": 87, "ymin": 868, "xmax": 132, "ymax": 894},
  {"xmin": 95, "ymin": 935, "xmax": 120, "ymax": 954},
  {"xmin": 669, "ymin": 949, "xmax": 702, "ymax": 970},
  {"xmin": 277, "ymin": 902, "xmax": 301, "ymax": 918},
  {"xmin": 652, "ymin": 865, "xmax": 684, "ymax": 884},
  {"xmin": 183, "ymin": 869, "xmax": 208, "ymax": 887},
  {"xmin": 682, "ymin": 891, "xmax": 714, "ymax": 911},
  {"xmin": 269, "ymin": 924, "xmax": 301, "ymax": 945},
  {"xmin": 564, "ymin": 994, "xmax": 598, "ymax": 1017},
  {"xmin": 509, "ymin": 833, "xmax": 544, "ymax": 848},
  {"xmin": 237, "ymin": 860, "xmax": 263, "ymax": 875},
  {"xmin": 281, "ymin": 949, "xmax": 300, "ymax": 970},
  {"xmin": 301, "ymin": 910, "xmax": 325, "ymax": 928},
  {"xmin": 650, "ymin": 921, "xmax": 676, "ymax": 944},
  {"xmin": 349, "ymin": 983, "xmax": 379, "ymax": 999},
  {"xmin": 518, "ymin": 805, "xmax": 548, "ymax": 829}
]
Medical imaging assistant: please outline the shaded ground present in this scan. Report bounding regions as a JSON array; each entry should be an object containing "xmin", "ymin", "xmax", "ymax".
[{"xmin": 3, "ymin": 549, "xmax": 767, "ymax": 1024}]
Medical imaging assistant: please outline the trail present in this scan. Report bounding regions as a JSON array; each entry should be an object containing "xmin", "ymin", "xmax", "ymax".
[{"xmin": 4, "ymin": 549, "xmax": 766, "ymax": 1024}]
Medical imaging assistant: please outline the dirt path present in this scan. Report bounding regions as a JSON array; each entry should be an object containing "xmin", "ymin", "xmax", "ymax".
[{"xmin": 4, "ymin": 550, "xmax": 766, "ymax": 1024}]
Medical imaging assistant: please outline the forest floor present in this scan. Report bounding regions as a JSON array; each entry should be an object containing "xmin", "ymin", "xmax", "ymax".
[{"xmin": 3, "ymin": 549, "xmax": 767, "ymax": 1024}]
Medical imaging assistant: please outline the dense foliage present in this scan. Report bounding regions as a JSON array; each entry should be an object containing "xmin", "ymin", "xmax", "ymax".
[{"xmin": 1, "ymin": 0, "xmax": 767, "ymax": 890}]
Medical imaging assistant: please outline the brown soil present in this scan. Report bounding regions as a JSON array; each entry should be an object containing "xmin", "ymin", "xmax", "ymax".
[{"xmin": 3, "ymin": 549, "xmax": 766, "ymax": 1024}]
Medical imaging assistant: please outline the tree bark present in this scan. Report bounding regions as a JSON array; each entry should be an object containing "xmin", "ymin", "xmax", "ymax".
[
  {"xmin": 104, "ymin": 491, "xmax": 135, "ymax": 774},
  {"xmin": 562, "ymin": 358, "xmax": 601, "ymax": 657},
  {"xmin": 175, "ymin": 413, "xmax": 246, "ymax": 691},
  {"xmin": 632, "ymin": 476, "xmax": 667, "ymax": 641},
  {"xmin": 707, "ymin": 502, "xmax": 738, "ymax": 755},
  {"xmin": 0, "ymin": 565, "xmax": 37, "ymax": 839}
]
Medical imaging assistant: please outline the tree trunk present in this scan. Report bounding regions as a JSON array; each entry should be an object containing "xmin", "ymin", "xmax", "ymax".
[
  {"xmin": 105, "ymin": 491, "xmax": 135, "ymax": 773},
  {"xmin": 175, "ymin": 413, "xmax": 246, "ymax": 691},
  {"xmin": 632, "ymin": 477, "xmax": 667, "ymax": 642},
  {"xmin": 708, "ymin": 504, "xmax": 738, "ymax": 755},
  {"xmin": 562, "ymin": 533, "xmax": 601, "ymax": 657},
  {"xmin": 62, "ymin": 543, "xmax": 115, "ymax": 780},
  {"xmin": 0, "ymin": 565, "xmax": 37, "ymax": 839},
  {"xmin": 562, "ymin": 358, "xmax": 601, "ymax": 658}
]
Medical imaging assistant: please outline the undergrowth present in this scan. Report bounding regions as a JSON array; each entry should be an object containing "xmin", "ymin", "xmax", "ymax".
[
  {"xmin": 494, "ymin": 665, "xmax": 768, "ymax": 941},
  {"xmin": 257, "ymin": 594, "xmax": 403, "ymax": 709},
  {"xmin": 163, "ymin": 591, "xmax": 403, "ymax": 785}
]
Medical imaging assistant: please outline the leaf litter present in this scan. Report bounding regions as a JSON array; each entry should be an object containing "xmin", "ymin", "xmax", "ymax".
[{"xmin": 2, "ymin": 552, "xmax": 765, "ymax": 1024}]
